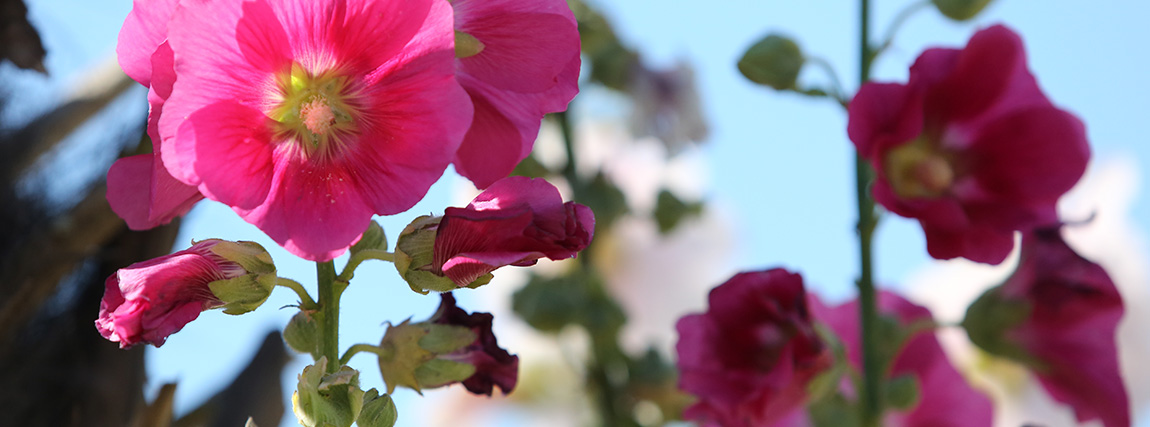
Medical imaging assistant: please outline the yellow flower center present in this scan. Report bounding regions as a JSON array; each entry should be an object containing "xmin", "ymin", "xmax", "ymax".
[
  {"xmin": 270, "ymin": 64, "xmax": 360, "ymax": 160},
  {"xmin": 885, "ymin": 136, "xmax": 955, "ymax": 199}
]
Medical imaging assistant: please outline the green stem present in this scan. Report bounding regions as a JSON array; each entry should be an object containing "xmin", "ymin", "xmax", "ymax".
[
  {"xmin": 558, "ymin": 111, "xmax": 580, "ymax": 197},
  {"xmin": 805, "ymin": 56, "xmax": 850, "ymax": 107},
  {"xmin": 856, "ymin": 0, "xmax": 883, "ymax": 425},
  {"xmin": 317, "ymin": 261, "xmax": 340, "ymax": 372},
  {"xmin": 337, "ymin": 249, "xmax": 395, "ymax": 283},
  {"xmin": 874, "ymin": 0, "xmax": 931, "ymax": 59},
  {"xmin": 276, "ymin": 277, "xmax": 317, "ymax": 309},
  {"xmin": 340, "ymin": 343, "xmax": 392, "ymax": 365}
]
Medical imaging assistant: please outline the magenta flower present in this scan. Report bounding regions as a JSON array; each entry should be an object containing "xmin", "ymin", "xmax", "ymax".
[
  {"xmin": 812, "ymin": 291, "xmax": 993, "ymax": 427},
  {"xmin": 430, "ymin": 292, "xmax": 519, "ymax": 395},
  {"xmin": 96, "ymin": 240, "xmax": 239, "ymax": 348},
  {"xmin": 675, "ymin": 269, "xmax": 832, "ymax": 426},
  {"xmin": 127, "ymin": 0, "xmax": 473, "ymax": 261},
  {"xmin": 107, "ymin": 0, "xmax": 203, "ymax": 230},
  {"xmin": 965, "ymin": 228, "xmax": 1128, "ymax": 427},
  {"xmin": 450, "ymin": 0, "xmax": 580, "ymax": 189},
  {"xmin": 432, "ymin": 176, "xmax": 594, "ymax": 286},
  {"xmin": 848, "ymin": 25, "xmax": 1089, "ymax": 264}
]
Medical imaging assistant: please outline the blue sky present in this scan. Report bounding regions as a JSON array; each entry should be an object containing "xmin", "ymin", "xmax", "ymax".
[{"xmin": 18, "ymin": 0, "xmax": 1150, "ymax": 425}]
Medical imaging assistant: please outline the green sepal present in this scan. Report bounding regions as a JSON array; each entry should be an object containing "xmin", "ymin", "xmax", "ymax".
[
  {"xmin": 208, "ymin": 273, "xmax": 276, "ymax": 315},
  {"xmin": 284, "ymin": 311, "xmax": 320, "ymax": 358},
  {"xmin": 418, "ymin": 324, "xmax": 477, "ymax": 354},
  {"xmin": 414, "ymin": 358, "xmax": 477, "ymax": 389},
  {"xmin": 351, "ymin": 221, "xmax": 389, "ymax": 255},
  {"xmin": 806, "ymin": 324, "xmax": 848, "ymax": 402},
  {"xmin": 292, "ymin": 358, "xmax": 365, "ymax": 427},
  {"xmin": 357, "ymin": 389, "xmax": 398, "ymax": 427},
  {"xmin": 377, "ymin": 320, "xmax": 434, "ymax": 394},
  {"xmin": 738, "ymin": 34, "xmax": 805, "ymax": 90},
  {"xmin": 394, "ymin": 215, "xmax": 492, "ymax": 294},
  {"xmin": 962, "ymin": 286, "xmax": 1041, "ymax": 367},
  {"xmin": 209, "ymin": 240, "xmax": 276, "ymax": 275},
  {"xmin": 931, "ymin": 0, "xmax": 994, "ymax": 21}
]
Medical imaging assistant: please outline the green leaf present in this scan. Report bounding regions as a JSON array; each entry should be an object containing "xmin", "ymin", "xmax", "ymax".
[
  {"xmin": 351, "ymin": 221, "xmax": 388, "ymax": 254},
  {"xmin": 653, "ymin": 189, "xmax": 703, "ymax": 234}
]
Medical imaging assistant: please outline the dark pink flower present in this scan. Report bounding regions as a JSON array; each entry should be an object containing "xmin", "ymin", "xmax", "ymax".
[
  {"xmin": 848, "ymin": 25, "xmax": 1089, "ymax": 264},
  {"xmin": 134, "ymin": 0, "xmax": 472, "ymax": 261},
  {"xmin": 812, "ymin": 291, "xmax": 993, "ymax": 427},
  {"xmin": 965, "ymin": 228, "xmax": 1128, "ymax": 427},
  {"xmin": 430, "ymin": 292, "xmax": 518, "ymax": 395},
  {"xmin": 432, "ymin": 176, "xmax": 594, "ymax": 286},
  {"xmin": 108, "ymin": 0, "xmax": 204, "ymax": 230},
  {"xmin": 675, "ymin": 269, "xmax": 832, "ymax": 426},
  {"xmin": 450, "ymin": 0, "xmax": 580, "ymax": 188},
  {"xmin": 95, "ymin": 240, "xmax": 239, "ymax": 348}
]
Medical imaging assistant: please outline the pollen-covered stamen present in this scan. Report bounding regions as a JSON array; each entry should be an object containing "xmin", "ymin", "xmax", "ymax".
[
  {"xmin": 885, "ymin": 136, "xmax": 956, "ymax": 199},
  {"xmin": 270, "ymin": 64, "xmax": 361, "ymax": 159},
  {"xmin": 301, "ymin": 96, "xmax": 337, "ymax": 135}
]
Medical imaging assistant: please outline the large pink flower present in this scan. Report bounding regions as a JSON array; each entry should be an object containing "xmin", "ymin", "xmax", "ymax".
[
  {"xmin": 432, "ymin": 176, "xmax": 594, "ymax": 286},
  {"xmin": 675, "ymin": 269, "xmax": 832, "ymax": 426},
  {"xmin": 136, "ymin": 0, "xmax": 472, "ymax": 261},
  {"xmin": 96, "ymin": 240, "xmax": 237, "ymax": 348},
  {"xmin": 812, "ymin": 291, "xmax": 993, "ymax": 427},
  {"xmin": 450, "ymin": 0, "xmax": 580, "ymax": 189},
  {"xmin": 965, "ymin": 228, "xmax": 1128, "ymax": 427},
  {"xmin": 107, "ymin": 0, "xmax": 203, "ymax": 230},
  {"xmin": 848, "ymin": 25, "xmax": 1089, "ymax": 264}
]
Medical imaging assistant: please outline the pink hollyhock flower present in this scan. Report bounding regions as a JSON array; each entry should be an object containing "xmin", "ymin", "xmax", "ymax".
[
  {"xmin": 95, "ymin": 239, "xmax": 251, "ymax": 348},
  {"xmin": 430, "ymin": 292, "xmax": 519, "ymax": 395},
  {"xmin": 431, "ymin": 176, "xmax": 594, "ymax": 286},
  {"xmin": 137, "ymin": 0, "xmax": 472, "ymax": 261},
  {"xmin": 675, "ymin": 269, "xmax": 833, "ymax": 426},
  {"xmin": 450, "ymin": 0, "xmax": 580, "ymax": 189},
  {"xmin": 965, "ymin": 228, "xmax": 1128, "ymax": 427},
  {"xmin": 107, "ymin": 0, "xmax": 204, "ymax": 230},
  {"xmin": 848, "ymin": 25, "xmax": 1089, "ymax": 264},
  {"xmin": 812, "ymin": 291, "xmax": 993, "ymax": 427}
]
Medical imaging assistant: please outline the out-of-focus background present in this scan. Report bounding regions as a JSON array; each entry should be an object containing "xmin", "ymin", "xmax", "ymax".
[{"xmin": 2, "ymin": 0, "xmax": 1147, "ymax": 426}]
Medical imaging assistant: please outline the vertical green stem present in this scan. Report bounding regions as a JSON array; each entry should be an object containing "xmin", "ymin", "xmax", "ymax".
[
  {"xmin": 856, "ymin": 0, "xmax": 883, "ymax": 425},
  {"xmin": 317, "ymin": 260, "xmax": 340, "ymax": 372}
]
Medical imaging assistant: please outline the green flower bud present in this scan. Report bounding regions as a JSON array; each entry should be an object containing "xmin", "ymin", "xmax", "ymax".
[
  {"xmin": 292, "ymin": 358, "xmax": 365, "ymax": 427},
  {"xmin": 284, "ymin": 311, "xmax": 320, "ymax": 358},
  {"xmin": 931, "ymin": 0, "xmax": 994, "ymax": 21},
  {"xmin": 357, "ymin": 389, "xmax": 398, "ymax": 427},
  {"xmin": 738, "ymin": 34, "xmax": 805, "ymax": 90},
  {"xmin": 351, "ymin": 221, "xmax": 389, "ymax": 255}
]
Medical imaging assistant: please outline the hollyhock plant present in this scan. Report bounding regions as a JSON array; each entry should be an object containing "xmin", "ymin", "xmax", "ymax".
[
  {"xmin": 395, "ymin": 176, "xmax": 593, "ymax": 291},
  {"xmin": 675, "ymin": 269, "xmax": 832, "ymax": 426},
  {"xmin": 964, "ymin": 228, "xmax": 1128, "ymax": 427},
  {"xmin": 139, "ymin": 0, "xmax": 472, "ymax": 261},
  {"xmin": 107, "ymin": 0, "xmax": 204, "ymax": 230},
  {"xmin": 848, "ymin": 24, "xmax": 1089, "ymax": 264},
  {"xmin": 95, "ymin": 239, "xmax": 276, "ymax": 348},
  {"xmin": 812, "ymin": 291, "xmax": 994, "ymax": 426},
  {"xmin": 429, "ymin": 292, "xmax": 519, "ymax": 395},
  {"xmin": 450, "ymin": 0, "xmax": 580, "ymax": 188}
]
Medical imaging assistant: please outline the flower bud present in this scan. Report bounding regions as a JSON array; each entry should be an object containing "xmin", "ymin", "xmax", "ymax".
[
  {"xmin": 284, "ymin": 311, "xmax": 321, "ymax": 358},
  {"xmin": 292, "ymin": 358, "xmax": 365, "ymax": 427},
  {"xmin": 738, "ymin": 34, "xmax": 804, "ymax": 90},
  {"xmin": 377, "ymin": 293, "xmax": 518, "ymax": 396},
  {"xmin": 357, "ymin": 389, "xmax": 397, "ymax": 427},
  {"xmin": 350, "ymin": 221, "xmax": 388, "ymax": 255},
  {"xmin": 96, "ymin": 239, "xmax": 276, "ymax": 348},
  {"xmin": 931, "ymin": 0, "xmax": 993, "ymax": 21}
]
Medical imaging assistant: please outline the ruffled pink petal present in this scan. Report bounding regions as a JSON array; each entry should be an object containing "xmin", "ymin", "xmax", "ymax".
[
  {"xmin": 160, "ymin": 0, "xmax": 292, "ymax": 186},
  {"xmin": 274, "ymin": 0, "xmax": 433, "ymax": 74},
  {"xmin": 921, "ymin": 25, "xmax": 1025, "ymax": 123},
  {"xmin": 814, "ymin": 292, "xmax": 993, "ymax": 427},
  {"xmin": 106, "ymin": 154, "xmax": 202, "ymax": 230},
  {"xmin": 117, "ymin": 0, "xmax": 180, "ymax": 87},
  {"xmin": 848, "ymin": 82, "xmax": 924, "ymax": 160},
  {"xmin": 965, "ymin": 107, "xmax": 1089, "ymax": 203},
  {"xmin": 349, "ymin": 0, "xmax": 471, "ymax": 214},
  {"xmin": 179, "ymin": 101, "xmax": 275, "ymax": 210},
  {"xmin": 440, "ymin": 251, "xmax": 542, "ymax": 286},
  {"xmin": 453, "ymin": 0, "xmax": 579, "ymax": 93}
]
